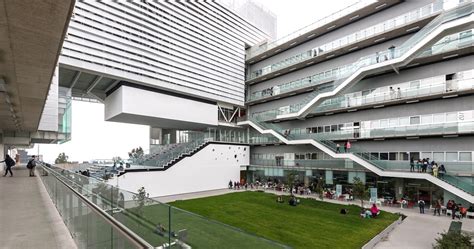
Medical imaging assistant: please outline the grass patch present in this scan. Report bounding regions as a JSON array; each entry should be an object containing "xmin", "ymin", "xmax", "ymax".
[{"xmin": 171, "ymin": 191, "xmax": 399, "ymax": 249}]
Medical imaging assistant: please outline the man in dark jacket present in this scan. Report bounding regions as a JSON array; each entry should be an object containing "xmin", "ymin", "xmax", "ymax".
[{"xmin": 1, "ymin": 154, "xmax": 15, "ymax": 177}]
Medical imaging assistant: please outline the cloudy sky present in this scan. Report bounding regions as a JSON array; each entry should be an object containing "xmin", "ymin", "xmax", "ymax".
[{"xmin": 28, "ymin": 0, "xmax": 358, "ymax": 163}]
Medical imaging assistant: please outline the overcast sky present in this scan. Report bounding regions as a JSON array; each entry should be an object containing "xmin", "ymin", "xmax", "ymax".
[{"xmin": 28, "ymin": 0, "xmax": 358, "ymax": 163}]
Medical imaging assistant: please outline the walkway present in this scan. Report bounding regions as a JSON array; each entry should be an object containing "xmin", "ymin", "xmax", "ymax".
[
  {"xmin": 157, "ymin": 188, "xmax": 474, "ymax": 249},
  {"xmin": 0, "ymin": 167, "xmax": 77, "ymax": 249}
]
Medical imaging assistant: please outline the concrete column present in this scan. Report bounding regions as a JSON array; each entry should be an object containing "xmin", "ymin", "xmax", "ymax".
[{"xmin": 394, "ymin": 178, "xmax": 405, "ymax": 200}]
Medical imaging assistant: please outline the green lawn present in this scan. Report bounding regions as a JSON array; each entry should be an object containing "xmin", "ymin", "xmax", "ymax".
[{"xmin": 171, "ymin": 191, "xmax": 399, "ymax": 249}]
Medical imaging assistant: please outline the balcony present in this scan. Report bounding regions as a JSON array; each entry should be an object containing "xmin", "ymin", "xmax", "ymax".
[
  {"xmin": 249, "ymin": 32, "xmax": 474, "ymax": 122},
  {"xmin": 290, "ymin": 121, "xmax": 474, "ymax": 141},
  {"xmin": 246, "ymin": 0, "xmax": 400, "ymax": 63},
  {"xmin": 247, "ymin": 28, "xmax": 474, "ymax": 106},
  {"xmin": 246, "ymin": 1, "xmax": 440, "ymax": 84}
]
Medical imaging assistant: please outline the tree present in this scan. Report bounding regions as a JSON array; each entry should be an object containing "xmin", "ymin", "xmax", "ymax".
[
  {"xmin": 132, "ymin": 187, "xmax": 151, "ymax": 217},
  {"xmin": 315, "ymin": 177, "xmax": 324, "ymax": 201},
  {"xmin": 434, "ymin": 231, "xmax": 472, "ymax": 249},
  {"xmin": 128, "ymin": 147, "xmax": 144, "ymax": 159},
  {"xmin": 286, "ymin": 170, "xmax": 298, "ymax": 195},
  {"xmin": 352, "ymin": 177, "xmax": 369, "ymax": 208},
  {"xmin": 55, "ymin": 152, "xmax": 69, "ymax": 164}
]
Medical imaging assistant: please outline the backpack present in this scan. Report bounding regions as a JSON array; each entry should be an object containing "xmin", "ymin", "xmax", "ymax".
[
  {"xmin": 5, "ymin": 157, "xmax": 15, "ymax": 167},
  {"xmin": 27, "ymin": 159, "xmax": 35, "ymax": 169}
]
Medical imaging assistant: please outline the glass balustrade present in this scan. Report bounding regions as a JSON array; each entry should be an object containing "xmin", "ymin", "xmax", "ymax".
[
  {"xmin": 247, "ymin": 1, "xmax": 446, "ymax": 80},
  {"xmin": 288, "ymin": 121, "xmax": 474, "ymax": 141},
  {"xmin": 249, "ymin": 29, "xmax": 474, "ymax": 121},
  {"xmin": 39, "ymin": 164, "xmax": 289, "ymax": 249},
  {"xmin": 249, "ymin": 158, "xmax": 367, "ymax": 170},
  {"xmin": 247, "ymin": 113, "xmax": 474, "ymax": 193},
  {"xmin": 246, "ymin": 0, "xmax": 378, "ymax": 59}
]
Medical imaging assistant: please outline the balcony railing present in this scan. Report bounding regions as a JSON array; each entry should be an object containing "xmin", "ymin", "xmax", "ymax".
[
  {"xmin": 246, "ymin": 0, "xmax": 378, "ymax": 59},
  {"xmin": 290, "ymin": 121, "xmax": 474, "ymax": 140},
  {"xmin": 39, "ymin": 164, "xmax": 289, "ymax": 248},
  {"xmin": 249, "ymin": 31, "xmax": 474, "ymax": 121},
  {"xmin": 248, "ymin": 159, "xmax": 474, "ymax": 174},
  {"xmin": 247, "ymin": 1, "xmax": 444, "ymax": 80}
]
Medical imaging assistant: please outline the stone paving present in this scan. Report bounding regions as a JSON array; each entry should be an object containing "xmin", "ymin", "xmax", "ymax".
[{"xmin": 0, "ymin": 167, "xmax": 77, "ymax": 249}]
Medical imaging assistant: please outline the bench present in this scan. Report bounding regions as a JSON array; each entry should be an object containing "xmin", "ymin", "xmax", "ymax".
[{"xmin": 448, "ymin": 221, "xmax": 462, "ymax": 233}]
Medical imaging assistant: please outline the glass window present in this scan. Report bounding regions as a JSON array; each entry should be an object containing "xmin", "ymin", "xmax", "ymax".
[
  {"xmin": 446, "ymin": 152, "xmax": 458, "ymax": 162},
  {"xmin": 433, "ymin": 113, "xmax": 445, "ymax": 123},
  {"xmin": 446, "ymin": 112, "xmax": 457, "ymax": 122},
  {"xmin": 421, "ymin": 152, "xmax": 432, "ymax": 160},
  {"xmin": 400, "ymin": 152, "xmax": 409, "ymax": 161},
  {"xmin": 370, "ymin": 153, "xmax": 379, "ymax": 160},
  {"xmin": 410, "ymin": 116, "xmax": 420, "ymax": 125},
  {"xmin": 311, "ymin": 153, "xmax": 318, "ymax": 160},
  {"xmin": 380, "ymin": 153, "xmax": 388, "ymax": 160},
  {"xmin": 331, "ymin": 125, "xmax": 338, "ymax": 132},
  {"xmin": 400, "ymin": 117, "xmax": 410, "ymax": 126},
  {"xmin": 433, "ymin": 152, "xmax": 445, "ymax": 162},
  {"xmin": 317, "ymin": 126, "xmax": 323, "ymax": 133},
  {"xmin": 389, "ymin": 152, "xmax": 397, "ymax": 160},
  {"xmin": 324, "ymin": 126, "xmax": 331, "ymax": 133},
  {"xmin": 409, "ymin": 152, "xmax": 420, "ymax": 160},
  {"xmin": 459, "ymin": 152, "xmax": 472, "ymax": 162},
  {"xmin": 421, "ymin": 115, "xmax": 433, "ymax": 124}
]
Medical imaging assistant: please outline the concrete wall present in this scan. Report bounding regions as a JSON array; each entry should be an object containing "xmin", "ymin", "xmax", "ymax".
[
  {"xmin": 113, "ymin": 144, "xmax": 249, "ymax": 197},
  {"xmin": 38, "ymin": 66, "xmax": 59, "ymax": 132},
  {"xmin": 104, "ymin": 85, "xmax": 218, "ymax": 129}
]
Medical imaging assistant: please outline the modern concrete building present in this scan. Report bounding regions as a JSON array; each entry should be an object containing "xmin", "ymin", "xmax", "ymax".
[{"xmin": 239, "ymin": 0, "xmax": 474, "ymax": 206}]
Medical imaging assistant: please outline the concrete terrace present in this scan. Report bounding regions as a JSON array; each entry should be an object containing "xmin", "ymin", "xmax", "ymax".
[{"xmin": 0, "ymin": 167, "xmax": 76, "ymax": 249}]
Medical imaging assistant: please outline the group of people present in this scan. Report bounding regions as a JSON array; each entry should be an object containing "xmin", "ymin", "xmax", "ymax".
[
  {"xmin": 335, "ymin": 141, "xmax": 351, "ymax": 153},
  {"xmin": 360, "ymin": 204, "xmax": 380, "ymax": 218},
  {"xmin": 409, "ymin": 157, "xmax": 446, "ymax": 177},
  {"xmin": 1, "ymin": 154, "xmax": 36, "ymax": 177},
  {"xmin": 446, "ymin": 200, "xmax": 469, "ymax": 220},
  {"xmin": 389, "ymin": 86, "xmax": 403, "ymax": 100}
]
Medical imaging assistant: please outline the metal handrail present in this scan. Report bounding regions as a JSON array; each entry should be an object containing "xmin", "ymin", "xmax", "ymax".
[{"xmin": 39, "ymin": 164, "xmax": 154, "ymax": 249}]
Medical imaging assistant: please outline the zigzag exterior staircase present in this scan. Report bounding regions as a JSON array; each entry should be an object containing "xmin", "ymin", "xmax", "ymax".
[
  {"xmin": 240, "ymin": 4, "xmax": 474, "ymax": 203},
  {"xmin": 274, "ymin": 3, "xmax": 474, "ymax": 120}
]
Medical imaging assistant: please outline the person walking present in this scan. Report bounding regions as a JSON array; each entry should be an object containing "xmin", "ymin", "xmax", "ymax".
[
  {"xmin": 345, "ymin": 140, "xmax": 351, "ymax": 153},
  {"xmin": 418, "ymin": 199, "xmax": 425, "ymax": 214},
  {"xmin": 1, "ymin": 154, "xmax": 15, "ymax": 177},
  {"xmin": 336, "ymin": 144, "xmax": 341, "ymax": 153},
  {"xmin": 410, "ymin": 157, "xmax": 415, "ymax": 172},
  {"xmin": 26, "ymin": 155, "xmax": 37, "ymax": 177},
  {"xmin": 439, "ymin": 164, "xmax": 446, "ymax": 178},
  {"xmin": 416, "ymin": 159, "xmax": 422, "ymax": 172},
  {"xmin": 434, "ymin": 200, "xmax": 441, "ymax": 216}
]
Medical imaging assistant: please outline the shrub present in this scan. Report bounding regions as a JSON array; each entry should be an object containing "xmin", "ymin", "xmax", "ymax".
[{"xmin": 433, "ymin": 231, "xmax": 472, "ymax": 249}]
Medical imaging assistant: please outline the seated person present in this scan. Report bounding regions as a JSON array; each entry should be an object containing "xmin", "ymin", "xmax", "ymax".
[
  {"xmin": 289, "ymin": 196, "xmax": 297, "ymax": 206},
  {"xmin": 371, "ymin": 204, "xmax": 380, "ymax": 218},
  {"xmin": 365, "ymin": 209, "xmax": 372, "ymax": 218},
  {"xmin": 155, "ymin": 223, "xmax": 166, "ymax": 236},
  {"xmin": 340, "ymin": 208, "xmax": 348, "ymax": 215},
  {"xmin": 276, "ymin": 196, "xmax": 284, "ymax": 203}
]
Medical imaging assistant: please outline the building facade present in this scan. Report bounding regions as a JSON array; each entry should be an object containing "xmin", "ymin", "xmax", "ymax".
[{"xmin": 241, "ymin": 0, "xmax": 474, "ymax": 206}]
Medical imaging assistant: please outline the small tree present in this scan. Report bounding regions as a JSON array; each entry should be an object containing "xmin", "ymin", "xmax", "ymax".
[
  {"xmin": 352, "ymin": 177, "xmax": 369, "ymax": 208},
  {"xmin": 315, "ymin": 177, "xmax": 324, "ymax": 201},
  {"xmin": 434, "ymin": 231, "xmax": 472, "ymax": 249},
  {"xmin": 286, "ymin": 170, "xmax": 298, "ymax": 195},
  {"xmin": 55, "ymin": 152, "xmax": 69, "ymax": 164},
  {"xmin": 132, "ymin": 187, "xmax": 151, "ymax": 217}
]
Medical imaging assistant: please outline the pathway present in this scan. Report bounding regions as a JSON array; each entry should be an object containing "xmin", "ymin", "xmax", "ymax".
[{"xmin": 0, "ymin": 167, "xmax": 77, "ymax": 249}]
